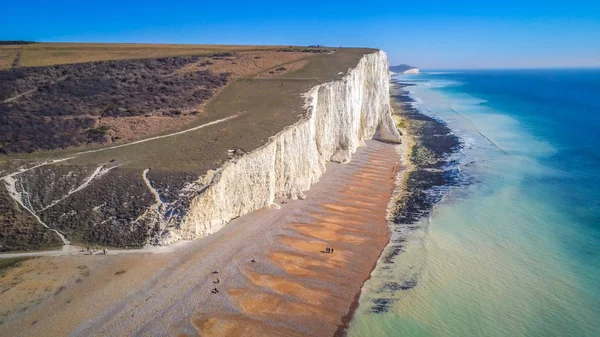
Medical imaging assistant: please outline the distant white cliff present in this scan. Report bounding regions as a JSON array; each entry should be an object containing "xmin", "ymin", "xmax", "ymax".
[
  {"xmin": 402, "ymin": 68, "xmax": 419, "ymax": 74},
  {"xmin": 160, "ymin": 50, "xmax": 400, "ymax": 244},
  {"xmin": 390, "ymin": 64, "xmax": 419, "ymax": 74}
]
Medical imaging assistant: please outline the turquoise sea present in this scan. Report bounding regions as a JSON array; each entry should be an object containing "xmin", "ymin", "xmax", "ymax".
[{"xmin": 349, "ymin": 69, "xmax": 600, "ymax": 336}]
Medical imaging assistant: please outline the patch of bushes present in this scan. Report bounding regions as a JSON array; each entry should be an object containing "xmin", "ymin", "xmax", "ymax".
[
  {"xmin": 86, "ymin": 126, "xmax": 111, "ymax": 142},
  {"xmin": 0, "ymin": 56, "xmax": 230, "ymax": 154},
  {"xmin": 276, "ymin": 47, "xmax": 328, "ymax": 53},
  {"xmin": 211, "ymin": 52, "xmax": 234, "ymax": 58}
]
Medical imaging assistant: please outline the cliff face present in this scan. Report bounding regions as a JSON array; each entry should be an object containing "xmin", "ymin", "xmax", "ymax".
[
  {"xmin": 390, "ymin": 64, "xmax": 419, "ymax": 75},
  {"xmin": 402, "ymin": 68, "xmax": 420, "ymax": 74},
  {"xmin": 169, "ymin": 51, "xmax": 400, "ymax": 243}
]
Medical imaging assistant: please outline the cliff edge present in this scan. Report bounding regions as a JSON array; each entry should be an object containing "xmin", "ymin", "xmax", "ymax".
[{"xmin": 390, "ymin": 64, "xmax": 420, "ymax": 74}]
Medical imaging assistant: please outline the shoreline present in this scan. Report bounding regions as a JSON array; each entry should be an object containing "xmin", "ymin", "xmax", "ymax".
[
  {"xmin": 344, "ymin": 77, "xmax": 462, "ymax": 328},
  {"xmin": 335, "ymin": 95, "xmax": 416, "ymax": 337},
  {"xmin": 335, "ymin": 81, "xmax": 419, "ymax": 336},
  {"xmin": 334, "ymin": 223, "xmax": 396, "ymax": 337}
]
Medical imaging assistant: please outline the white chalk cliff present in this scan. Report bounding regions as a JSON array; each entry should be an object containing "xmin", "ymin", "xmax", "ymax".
[
  {"xmin": 402, "ymin": 68, "xmax": 419, "ymax": 74},
  {"xmin": 162, "ymin": 50, "xmax": 400, "ymax": 243}
]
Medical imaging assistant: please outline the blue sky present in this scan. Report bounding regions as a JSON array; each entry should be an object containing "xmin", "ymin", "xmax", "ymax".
[{"xmin": 2, "ymin": 0, "xmax": 599, "ymax": 68}]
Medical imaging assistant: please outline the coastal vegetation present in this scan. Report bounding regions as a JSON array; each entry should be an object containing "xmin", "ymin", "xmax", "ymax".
[
  {"xmin": 394, "ymin": 116, "xmax": 407, "ymax": 130},
  {"xmin": 0, "ymin": 55, "xmax": 229, "ymax": 154}
]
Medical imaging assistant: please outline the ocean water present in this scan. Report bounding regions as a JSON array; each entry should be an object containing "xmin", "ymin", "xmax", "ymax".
[{"xmin": 348, "ymin": 69, "xmax": 600, "ymax": 337}]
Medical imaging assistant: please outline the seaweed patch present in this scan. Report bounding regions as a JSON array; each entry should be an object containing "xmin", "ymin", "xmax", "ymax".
[
  {"xmin": 371, "ymin": 297, "xmax": 396, "ymax": 313},
  {"xmin": 382, "ymin": 279, "xmax": 417, "ymax": 291}
]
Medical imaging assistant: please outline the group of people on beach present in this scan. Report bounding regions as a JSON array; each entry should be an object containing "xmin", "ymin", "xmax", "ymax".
[
  {"xmin": 211, "ymin": 257, "xmax": 257, "ymax": 294},
  {"xmin": 324, "ymin": 247, "xmax": 335, "ymax": 254},
  {"xmin": 211, "ymin": 269, "xmax": 220, "ymax": 293},
  {"xmin": 82, "ymin": 247, "xmax": 108, "ymax": 255}
]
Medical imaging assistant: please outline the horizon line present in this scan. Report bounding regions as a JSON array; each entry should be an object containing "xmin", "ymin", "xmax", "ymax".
[{"xmin": 416, "ymin": 65, "xmax": 600, "ymax": 71}]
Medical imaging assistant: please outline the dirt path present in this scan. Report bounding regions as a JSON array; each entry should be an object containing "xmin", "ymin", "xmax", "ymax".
[
  {"xmin": 1, "ymin": 88, "xmax": 35, "ymax": 103},
  {"xmin": 11, "ymin": 48, "xmax": 21, "ymax": 68},
  {"xmin": 0, "ymin": 140, "xmax": 402, "ymax": 337},
  {"xmin": 2, "ymin": 75, "xmax": 72, "ymax": 104},
  {"xmin": 69, "ymin": 112, "xmax": 244, "ymax": 158}
]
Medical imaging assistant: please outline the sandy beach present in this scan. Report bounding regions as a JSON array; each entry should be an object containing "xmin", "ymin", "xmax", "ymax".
[{"xmin": 0, "ymin": 139, "xmax": 401, "ymax": 336}]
